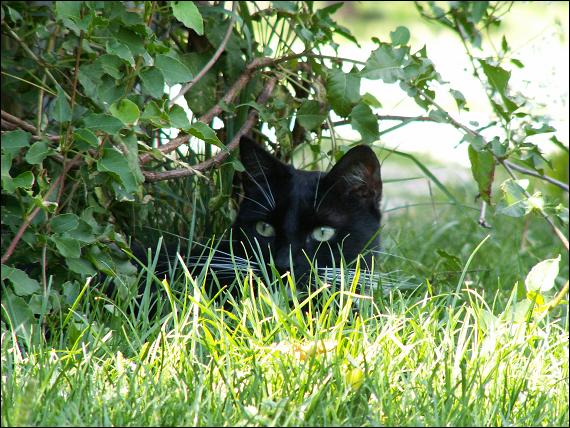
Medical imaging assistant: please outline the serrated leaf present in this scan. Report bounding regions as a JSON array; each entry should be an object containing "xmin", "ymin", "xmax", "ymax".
[
  {"xmin": 468, "ymin": 145, "xmax": 495, "ymax": 204},
  {"xmin": 25, "ymin": 140, "xmax": 50, "ymax": 164},
  {"xmin": 296, "ymin": 100, "xmax": 326, "ymax": 131},
  {"xmin": 326, "ymin": 68, "xmax": 361, "ymax": 117},
  {"xmin": 1, "ymin": 265, "xmax": 41, "ymax": 296},
  {"xmin": 361, "ymin": 44, "xmax": 408, "ymax": 83},
  {"xmin": 155, "ymin": 54, "xmax": 193, "ymax": 85},
  {"xmin": 2, "ymin": 130, "xmax": 31, "ymax": 156},
  {"xmin": 83, "ymin": 113, "xmax": 124, "ymax": 134},
  {"xmin": 525, "ymin": 255, "xmax": 560, "ymax": 293},
  {"xmin": 140, "ymin": 67, "xmax": 165, "ymax": 98},
  {"xmin": 50, "ymin": 213, "xmax": 80, "ymax": 234},
  {"xmin": 171, "ymin": 1, "xmax": 203, "ymax": 35},
  {"xmin": 349, "ymin": 102, "xmax": 379, "ymax": 144},
  {"xmin": 390, "ymin": 26, "xmax": 410, "ymax": 45},
  {"xmin": 52, "ymin": 236, "xmax": 81, "ymax": 258},
  {"xmin": 110, "ymin": 99, "xmax": 140, "ymax": 125}
]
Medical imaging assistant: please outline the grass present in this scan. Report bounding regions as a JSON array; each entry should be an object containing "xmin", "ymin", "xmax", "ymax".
[{"xmin": 1, "ymin": 188, "xmax": 569, "ymax": 426}]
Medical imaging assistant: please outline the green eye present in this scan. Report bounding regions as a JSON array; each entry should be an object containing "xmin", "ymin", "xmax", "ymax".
[
  {"xmin": 255, "ymin": 221, "xmax": 275, "ymax": 237},
  {"xmin": 311, "ymin": 226, "xmax": 336, "ymax": 242}
]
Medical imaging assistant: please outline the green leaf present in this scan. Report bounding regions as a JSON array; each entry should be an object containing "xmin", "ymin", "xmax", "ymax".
[
  {"xmin": 141, "ymin": 101, "xmax": 170, "ymax": 127},
  {"xmin": 171, "ymin": 1, "xmax": 204, "ymax": 35},
  {"xmin": 96, "ymin": 54, "xmax": 124, "ymax": 79},
  {"xmin": 390, "ymin": 26, "xmax": 410, "ymax": 45},
  {"xmin": 349, "ymin": 102, "xmax": 379, "ymax": 144},
  {"xmin": 2, "ymin": 130, "xmax": 31, "ymax": 156},
  {"xmin": 361, "ymin": 92, "xmax": 382, "ymax": 108},
  {"xmin": 296, "ymin": 100, "xmax": 326, "ymax": 131},
  {"xmin": 97, "ymin": 148, "xmax": 141, "ymax": 195},
  {"xmin": 55, "ymin": 1, "xmax": 81, "ymax": 33},
  {"xmin": 140, "ymin": 67, "xmax": 165, "ymax": 98},
  {"xmin": 450, "ymin": 89, "xmax": 468, "ymax": 111},
  {"xmin": 155, "ymin": 54, "xmax": 193, "ymax": 85},
  {"xmin": 73, "ymin": 128, "xmax": 99, "ymax": 148},
  {"xmin": 468, "ymin": 145, "xmax": 495, "ymax": 204},
  {"xmin": 478, "ymin": 59, "xmax": 518, "ymax": 114},
  {"xmin": 524, "ymin": 124, "xmax": 556, "ymax": 136},
  {"xmin": 25, "ymin": 140, "xmax": 50, "ymax": 164},
  {"xmin": 361, "ymin": 44, "xmax": 408, "ymax": 83},
  {"xmin": 110, "ymin": 99, "xmax": 140, "ymax": 125},
  {"xmin": 1, "ymin": 265, "xmax": 41, "ymax": 296},
  {"xmin": 66, "ymin": 257, "xmax": 97, "ymax": 276},
  {"xmin": 83, "ymin": 113, "xmax": 124, "ymax": 134},
  {"xmin": 106, "ymin": 40, "xmax": 134, "ymax": 66},
  {"xmin": 525, "ymin": 255, "xmax": 560, "ymax": 293},
  {"xmin": 326, "ymin": 68, "xmax": 361, "ymax": 117},
  {"xmin": 12, "ymin": 171, "xmax": 35, "ymax": 189},
  {"xmin": 120, "ymin": 133, "xmax": 145, "ymax": 185},
  {"xmin": 51, "ymin": 236, "xmax": 81, "ymax": 259},
  {"xmin": 497, "ymin": 178, "xmax": 529, "ymax": 217},
  {"xmin": 188, "ymin": 122, "xmax": 222, "ymax": 147},
  {"xmin": 169, "ymin": 105, "xmax": 191, "ymax": 129},
  {"xmin": 53, "ymin": 87, "xmax": 72, "ymax": 123},
  {"xmin": 2, "ymin": 289, "xmax": 34, "ymax": 340},
  {"xmin": 50, "ymin": 213, "xmax": 80, "ymax": 234}
]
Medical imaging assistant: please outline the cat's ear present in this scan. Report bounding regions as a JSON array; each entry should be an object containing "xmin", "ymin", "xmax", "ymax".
[
  {"xmin": 324, "ymin": 145, "xmax": 382, "ymax": 209},
  {"xmin": 239, "ymin": 136, "xmax": 289, "ymax": 192}
]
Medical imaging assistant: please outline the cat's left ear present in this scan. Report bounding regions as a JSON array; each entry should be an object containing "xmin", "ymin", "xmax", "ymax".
[{"xmin": 324, "ymin": 145, "xmax": 382, "ymax": 209}]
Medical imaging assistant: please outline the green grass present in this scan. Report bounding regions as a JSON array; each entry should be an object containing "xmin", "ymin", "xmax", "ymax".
[{"xmin": 2, "ymin": 193, "xmax": 569, "ymax": 426}]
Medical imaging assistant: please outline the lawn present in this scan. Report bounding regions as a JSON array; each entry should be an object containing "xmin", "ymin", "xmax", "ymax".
[{"xmin": 2, "ymin": 184, "xmax": 568, "ymax": 427}]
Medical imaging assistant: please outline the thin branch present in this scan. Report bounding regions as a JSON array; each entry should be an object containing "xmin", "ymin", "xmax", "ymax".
[
  {"xmin": 143, "ymin": 77, "xmax": 277, "ymax": 182},
  {"xmin": 503, "ymin": 160, "xmax": 569, "ymax": 193},
  {"xmin": 2, "ymin": 23, "xmax": 71, "ymax": 101},
  {"xmin": 1, "ymin": 110, "xmax": 60, "ymax": 141},
  {"xmin": 139, "ymin": 56, "xmax": 276, "ymax": 165},
  {"xmin": 169, "ymin": 1, "xmax": 237, "ymax": 107},
  {"xmin": 419, "ymin": 89, "xmax": 569, "ymax": 250},
  {"xmin": 1, "ymin": 154, "xmax": 82, "ymax": 265}
]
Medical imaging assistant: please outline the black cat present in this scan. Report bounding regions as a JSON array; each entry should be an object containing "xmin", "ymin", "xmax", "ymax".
[{"xmin": 132, "ymin": 137, "xmax": 382, "ymax": 296}]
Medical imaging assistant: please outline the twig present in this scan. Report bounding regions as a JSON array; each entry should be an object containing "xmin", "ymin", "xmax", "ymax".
[
  {"xmin": 143, "ymin": 77, "xmax": 277, "ymax": 182},
  {"xmin": 1, "ymin": 154, "xmax": 82, "ymax": 265},
  {"xmin": 503, "ymin": 160, "xmax": 568, "ymax": 193},
  {"xmin": 139, "ymin": 56, "xmax": 276, "ymax": 165},
  {"xmin": 419, "ymin": 89, "xmax": 568, "ymax": 250},
  {"xmin": 1, "ymin": 110, "xmax": 60, "ymax": 141},
  {"xmin": 2, "ymin": 23, "xmax": 71, "ymax": 101},
  {"xmin": 169, "ymin": 2, "xmax": 237, "ymax": 107},
  {"xmin": 478, "ymin": 200, "xmax": 492, "ymax": 228}
]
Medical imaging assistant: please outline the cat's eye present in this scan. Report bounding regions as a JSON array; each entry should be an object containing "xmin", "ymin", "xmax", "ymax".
[
  {"xmin": 255, "ymin": 221, "xmax": 275, "ymax": 237},
  {"xmin": 311, "ymin": 226, "xmax": 336, "ymax": 242}
]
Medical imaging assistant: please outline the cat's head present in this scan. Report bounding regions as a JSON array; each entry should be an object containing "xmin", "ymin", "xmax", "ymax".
[{"xmin": 232, "ymin": 137, "xmax": 382, "ymax": 281}]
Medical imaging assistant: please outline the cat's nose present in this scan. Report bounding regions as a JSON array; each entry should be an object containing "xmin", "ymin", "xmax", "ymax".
[{"xmin": 274, "ymin": 253, "xmax": 291, "ymax": 273}]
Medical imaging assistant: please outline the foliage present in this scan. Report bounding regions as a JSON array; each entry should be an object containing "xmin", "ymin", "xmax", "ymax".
[{"xmin": 0, "ymin": 0, "xmax": 568, "ymax": 396}]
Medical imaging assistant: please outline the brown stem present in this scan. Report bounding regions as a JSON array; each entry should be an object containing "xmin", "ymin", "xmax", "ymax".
[
  {"xmin": 169, "ymin": 1, "xmax": 237, "ymax": 107},
  {"xmin": 143, "ymin": 77, "xmax": 277, "ymax": 182},
  {"xmin": 1, "ymin": 154, "xmax": 81, "ymax": 265},
  {"xmin": 139, "ymin": 56, "xmax": 275, "ymax": 165}
]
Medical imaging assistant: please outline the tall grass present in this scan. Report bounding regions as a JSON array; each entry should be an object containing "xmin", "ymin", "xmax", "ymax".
[{"xmin": 2, "ymin": 200, "xmax": 568, "ymax": 426}]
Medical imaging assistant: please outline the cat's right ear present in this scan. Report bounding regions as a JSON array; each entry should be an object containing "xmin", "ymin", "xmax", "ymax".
[{"xmin": 239, "ymin": 137, "xmax": 289, "ymax": 192}]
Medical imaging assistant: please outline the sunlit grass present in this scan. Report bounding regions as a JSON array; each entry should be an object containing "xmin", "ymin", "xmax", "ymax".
[{"xmin": 2, "ymin": 187, "xmax": 568, "ymax": 426}]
